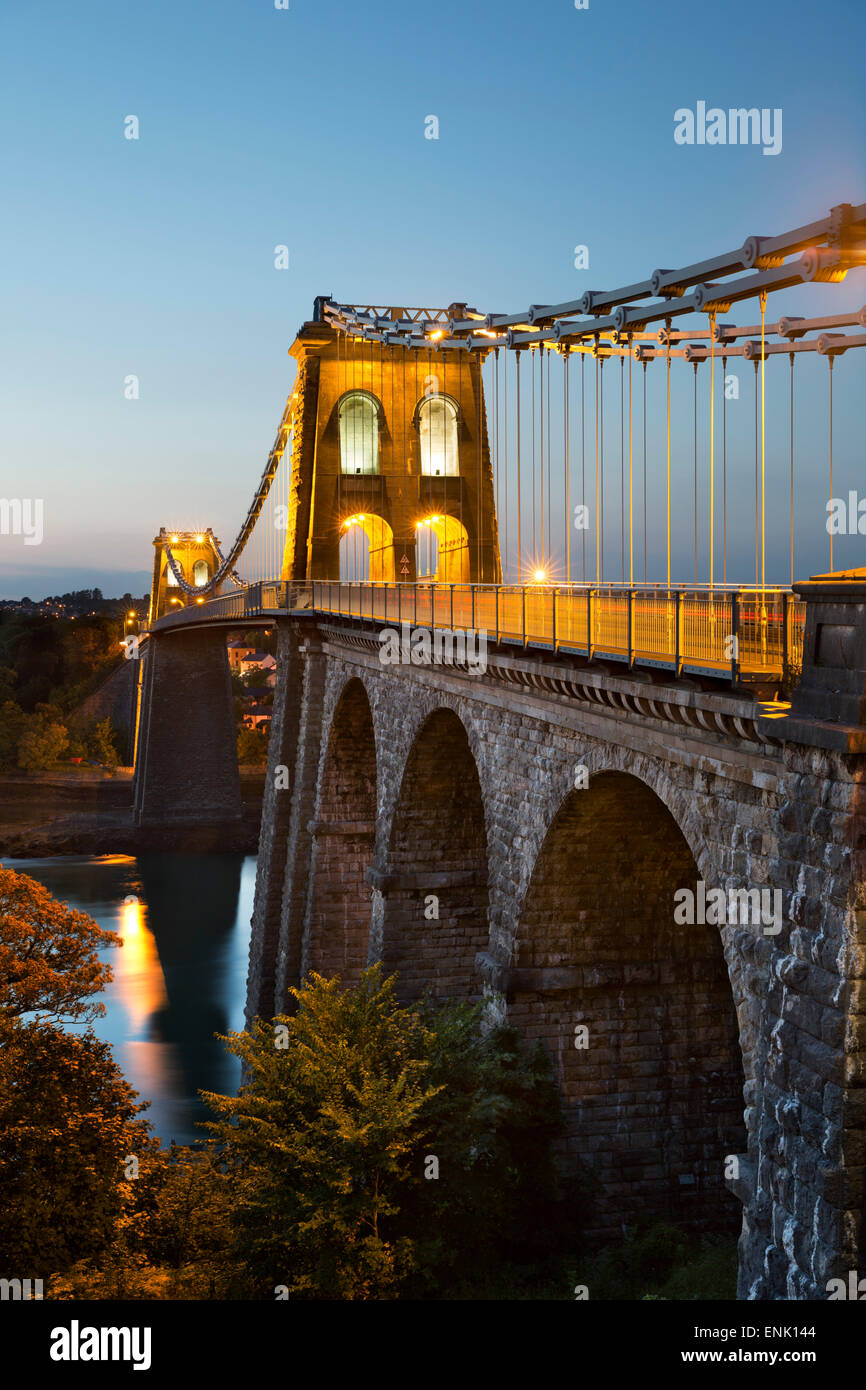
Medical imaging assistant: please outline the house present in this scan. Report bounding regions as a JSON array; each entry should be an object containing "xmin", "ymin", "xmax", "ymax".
[
  {"xmin": 227, "ymin": 640, "xmax": 257, "ymax": 671},
  {"xmin": 243, "ymin": 704, "xmax": 272, "ymax": 730},
  {"xmin": 239, "ymin": 650, "xmax": 276, "ymax": 678}
]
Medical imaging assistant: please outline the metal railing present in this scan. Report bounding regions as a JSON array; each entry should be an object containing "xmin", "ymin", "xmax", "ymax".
[
  {"xmin": 148, "ymin": 580, "xmax": 298, "ymax": 630},
  {"xmin": 149, "ymin": 578, "xmax": 805, "ymax": 684},
  {"xmin": 307, "ymin": 581, "xmax": 805, "ymax": 683}
]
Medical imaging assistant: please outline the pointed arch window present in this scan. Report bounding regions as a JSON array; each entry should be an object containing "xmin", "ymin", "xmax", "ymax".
[
  {"xmin": 339, "ymin": 391, "xmax": 380, "ymax": 475},
  {"xmin": 418, "ymin": 395, "xmax": 459, "ymax": 476}
]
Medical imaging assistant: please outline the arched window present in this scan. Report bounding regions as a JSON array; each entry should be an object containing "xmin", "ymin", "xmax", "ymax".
[
  {"xmin": 418, "ymin": 395, "xmax": 459, "ymax": 477},
  {"xmin": 193, "ymin": 559, "xmax": 210, "ymax": 587},
  {"xmin": 165, "ymin": 559, "xmax": 182, "ymax": 587},
  {"xmin": 339, "ymin": 392, "xmax": 380, "ymax": 475}
]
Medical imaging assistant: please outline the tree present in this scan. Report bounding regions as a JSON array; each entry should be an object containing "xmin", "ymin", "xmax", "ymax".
[
  {"xmin": 17, "ymin": 713, "xmax": 68, "ymax": 770},
  {"xmin": 0, "ymin": 870, "xmax": 150, "ymax": 1280},
  {"xmin": 399, "ymin": 1003, "xmax": 575, "ymax": 1294},
  {"xmin": 86, "ymin": 716, "xmax": 119, "ymax": 767},
  {"xmin": 204, "ymin": 968, "xmax": 440, "ymax": 1298},
  {"xmin": 0, "ymin": 864, "xmax": 120, "ymax": 1026},
  {"xmin": 0, "ymin": 1020, "xmax": 153, "ymax": 1278},
  {"xmin": 0, "ymin": 666, "xmax": 17, "ymax": 703}
]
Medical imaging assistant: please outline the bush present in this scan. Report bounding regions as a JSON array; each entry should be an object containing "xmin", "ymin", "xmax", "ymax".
[{"xmin": 574, "ymin": 1220, "xmax": 737, "ymax": 1301}]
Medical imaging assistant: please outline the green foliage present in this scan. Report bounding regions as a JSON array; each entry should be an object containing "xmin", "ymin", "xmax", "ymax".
[
  {"xmin": 653, "ymin": 1234, "xmax": 738, "ymax": 1300},
  {"xmin": 0, "ymin": 611, "xmax": 122, "ymax": 713},
  {"xmin": 0, "ymin": 699, "xmax": 27, "ymax": 769},
  {"xmin": 17, "ymin": 713, "xmax": 69, "ymax": 770},
  {"xmin": 575, "ymin": 1220, "xmax": 737, "ymax": 1301},
  {"xmin": 205, "ymin": 968, "xmax": 438, "ymax": 1298},
  {"xmin": 84, "ymin": 716, "xmax": 120, "ymax": 767},
  {"xmin": 50, "ymin": 1143, "xmax": 250, "ymax": 1301},
  {"xmin": 237, "ymin": 725, "xmax": 269, "ymax": 764},
  {"xmin": 204, "ymin": 967, "xmax": 573, "ymax": 1299},
  {"xmin": 399, "ymin": 1002, "xmax": 573, "ymax": 1294},
  {"xmin": 0, "ymin": 667, "xmax": 17, "ymax": 703}
]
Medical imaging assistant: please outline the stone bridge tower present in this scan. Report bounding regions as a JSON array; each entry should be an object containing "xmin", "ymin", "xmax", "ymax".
[
  {"xmin": 148, "ymin": 528, "xmax": 223, "ymax": 623},
  {"xmin": 279, "ymin": 304, "xmax": 501, "ymax": 585}
]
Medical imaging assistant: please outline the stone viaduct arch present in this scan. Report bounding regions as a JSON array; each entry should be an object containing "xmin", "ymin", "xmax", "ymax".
[
  {"xmin": 301, "ymin": 677, "xmax": 377, "ymax": 984},
  {"xmin": 379, "ymin": 707, "xmax": 489, "ymax": 1002},
  {"xmin": 508, "ymin": 771, "xmax": 746, "ymax": 1238}
]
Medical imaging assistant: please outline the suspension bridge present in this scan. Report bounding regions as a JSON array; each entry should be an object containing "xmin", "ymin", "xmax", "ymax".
[
  {"xmin": 132, "ymin": 202, "xmax": 866, "ymax": 1301},
  {"xmin": 145, "ymin": 200, "xmax": 865, "ymax": 690}
]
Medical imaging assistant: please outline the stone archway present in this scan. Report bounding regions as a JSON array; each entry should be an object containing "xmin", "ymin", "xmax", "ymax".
[
  {"xmin": 339, "ymin": 513, "xmax": 395, "ymax": 581},
  {"xmin": 303, "ymin": 678, "xmax": 377, "ymax": 983},
  {"xmin": 381, "ymin": 707, "xmax": 489, "ymax": 1002},
  {"xmin": 509, "ymin": 770, "xmax": 746, "ymax": 1238}
]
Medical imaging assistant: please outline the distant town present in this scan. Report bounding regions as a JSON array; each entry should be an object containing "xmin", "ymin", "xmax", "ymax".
[{"xmin": 0, "ymin": 588, "xmax": 149, "ymax": 620}]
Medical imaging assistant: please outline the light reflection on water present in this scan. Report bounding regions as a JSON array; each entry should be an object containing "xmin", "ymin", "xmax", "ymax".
[{"xmin": 4, "ymin": 852, "xmax": 256, "ymax": 1147}]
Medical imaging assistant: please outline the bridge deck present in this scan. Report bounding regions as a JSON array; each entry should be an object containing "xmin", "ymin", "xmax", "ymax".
[{"xmin": 150, "ymin": 580, "xmax": 805, "ymax": 684}]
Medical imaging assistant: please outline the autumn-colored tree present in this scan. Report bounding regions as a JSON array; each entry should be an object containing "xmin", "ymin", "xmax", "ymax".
[
  {"xmin": 0, "ymin": 1019, "xmax": 153, "ymax": 1277},
  {"xmin": 0, "ymin": 868, "xmax": 149, "ymax": 1279},
  {"xmin": 0, "ymin": 864, "xmax": 120, "ymax": 1026}
]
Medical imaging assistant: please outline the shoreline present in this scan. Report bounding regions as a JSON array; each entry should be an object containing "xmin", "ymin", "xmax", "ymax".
[{"xmin": 0, "ymin": 769, "xmax": 265, "ymax": 859}]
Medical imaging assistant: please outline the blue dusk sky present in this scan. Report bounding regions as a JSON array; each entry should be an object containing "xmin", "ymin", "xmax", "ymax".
[{"xmin": 1, "ymin": 0, "xmax": 864, "ymax": 598}]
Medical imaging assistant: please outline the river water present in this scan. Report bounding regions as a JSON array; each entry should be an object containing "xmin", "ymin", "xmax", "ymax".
[{"xmin": 5, "ymin": 853, "xmax": 256, "ymax": 1147}]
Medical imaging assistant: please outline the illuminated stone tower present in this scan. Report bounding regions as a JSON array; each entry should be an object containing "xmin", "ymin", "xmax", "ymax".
[
  {"xmin": 279, "ymin": 304, "xmax": 501, "ymax": 584},
  {"xmin": 148, "ymin": 528, "xmax": 223, "ymax": 622}
]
